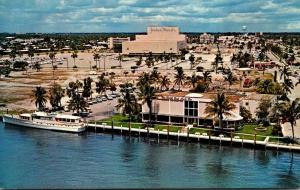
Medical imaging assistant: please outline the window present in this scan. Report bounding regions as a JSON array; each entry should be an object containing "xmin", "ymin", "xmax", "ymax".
[{"xmin": 184, "ymin": 100, "xmax": 198, "ymax": 117}]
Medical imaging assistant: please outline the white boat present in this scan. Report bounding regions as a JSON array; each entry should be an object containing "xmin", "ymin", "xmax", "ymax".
[{"xmin": 3, "ymin": 112, "xmax": 86, "ymax": 133}]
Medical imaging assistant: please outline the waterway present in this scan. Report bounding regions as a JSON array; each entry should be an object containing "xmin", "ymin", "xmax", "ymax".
[{"xmin": 0, "ymin": 122, "xmax": 299, "ymax": 188}]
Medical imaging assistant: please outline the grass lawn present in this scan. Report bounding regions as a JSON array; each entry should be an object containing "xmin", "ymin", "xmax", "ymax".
[{"xmin": 235, "ymin": 124, "xmax": 273, "ymax": 141}]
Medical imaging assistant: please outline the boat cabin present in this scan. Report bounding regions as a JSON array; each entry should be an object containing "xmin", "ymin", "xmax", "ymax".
[
  {"xmin": 20, "ymin": 113, "xmax": 31, "ymax": 120},
  {"xmin": 55, "ymin": 114, "xmax": 82, "ymax": 123}
]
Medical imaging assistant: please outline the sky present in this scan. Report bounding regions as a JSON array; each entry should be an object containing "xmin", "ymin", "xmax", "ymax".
[{"xmin": 0, "ymin": 0, "xmax": 300, "ymax": 33}]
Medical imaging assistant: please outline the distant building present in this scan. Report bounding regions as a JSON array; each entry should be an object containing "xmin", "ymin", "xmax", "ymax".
[
  {"xmin": 108, "ymin": 37, "xmax": 130, "ymax": 50},
  {"xmin": 122, "ymin": 26, "xmax": 187, "ymax": 55},
  {"xmin": 141, "ymin": 92, "xmax": 243, "ymax": 129},
  {"xmin": 218, "ymin": 36, "xmax": 235, "ymax": 43},
  {"xmin": 199, "ymin": 33, "xmax": 215, "ymax": 44}
]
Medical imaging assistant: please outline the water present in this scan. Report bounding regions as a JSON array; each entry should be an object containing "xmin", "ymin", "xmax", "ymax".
[{"xmin": 0, "ymin": 122, "xmax": 299, "ymax": 189}]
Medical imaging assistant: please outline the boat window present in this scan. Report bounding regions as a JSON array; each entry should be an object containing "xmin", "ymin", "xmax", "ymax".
[{"xmin": 67, "ymin": 119, "xmax": 70, "ymax": 122}]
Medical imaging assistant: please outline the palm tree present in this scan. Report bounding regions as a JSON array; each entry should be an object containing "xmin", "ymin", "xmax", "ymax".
[
  {"xmin": 32, "ymin": 86, "xmax": 48, "ymax": 111},
  {"xmin": 186, "ymin": 72, "xmax": 199, "ymax": 88},
  {"xmin": 96, "ymin": 74, "xmax": 109, "ymax": 96},
  {"xmin": 118, "ymin": 53, "xmax": 123, "ymax": 68},
  {"xmin": 9, "ymin": 49, "xmax": 17, "ymax": 63},
  {"xmin": 189, "ymin": 54, "xmax": 195, "ymax": 70},
  {"xmin": 174, "ymin": 67, "xmax": 186, "ymax": 91},
  {"xmin": 280, "ymin": 66, "xmax": 292, "ymax": 81},
  {"xmin": 204, "ymin": 92, "xmax": 236, "ymax": 131},
  {"xmin": 82, "ymin": 77, "xmax": 93, "ymax": 99},
  {"xmin": 116, "ymin": 83, "xmax": 138, "ymax": 133},
  {"xmin": 27, "ymin": 47, "xmax": 35, "ymax": 66},
  {"xmin": 257, "ymin": 79, "xmax": 274, "ymax": 94},
  {"xmin": 137, "ymin": 72, "xmax": 153, "ymax": 88},
  {"xmin": 93, "ymin": 53, "xmax": 100, "ymax": 69},
  {"xmin": 49, "ymin": 84, "xmax": 65, "ymax": 110},
  {"xmin": 161, "ymin": 75, "xmax": 170, "ymax": 91},
  {"xmin": 32, "ymin": 62, "xmax": 41, "ymax": 72},
  {"xmin": 281, "ymin": 78, "xmax": 294, "ymax": 95},
  {"xmin": 138, "ymin": 84, "xmax": 156, "ymax": 129},
  {"xmin": 150, "ymin": 69, "xmax": 161, "ymax": 89},
  {"xmin": 68, "ymin": 93, "xmax": 88, "ymax": 115},
  {"xmin": 67, "ymin": 80, "xmax": 83, "ymax": 98},
  {"xmin": 71, "ymin": 51, "xmax": 78, "ymax": 67},
  {"xmin": 279, "ymin": 99, "xmax": 300, "ymax": 142},
  {"xmin": 49, "ymin": 52, "xmax": 56, "ymax": 69},
  {"xmin": 224, "ymin": 70, "xmax": 236, "ymax": 89},
  {"xmin": 203, "ymin": 71, "xmax": 212, "ymax": 82}
]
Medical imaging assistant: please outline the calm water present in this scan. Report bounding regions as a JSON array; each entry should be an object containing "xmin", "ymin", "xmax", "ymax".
[{"xmin": 0, "ymin": 122, "xmax": 299, "ymax": 189}]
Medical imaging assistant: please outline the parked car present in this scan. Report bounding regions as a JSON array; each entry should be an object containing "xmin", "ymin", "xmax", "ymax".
[
  {"xmin": 107, "ymin": 95, "xmax": 113, "ymax": 100},
  {"xmin": 96, "ymin": 98, "xmax": 102, "ymax": 103}
]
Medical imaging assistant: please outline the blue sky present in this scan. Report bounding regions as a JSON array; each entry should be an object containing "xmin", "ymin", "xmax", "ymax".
[{"xmin": 0, "ymin": 0, "xmax": 300, "ymax": 33}]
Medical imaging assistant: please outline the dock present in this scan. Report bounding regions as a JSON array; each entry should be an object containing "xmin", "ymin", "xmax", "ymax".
[{"xmin": 87, "ymin": 123, "xmax": 300, "ymax": 153}]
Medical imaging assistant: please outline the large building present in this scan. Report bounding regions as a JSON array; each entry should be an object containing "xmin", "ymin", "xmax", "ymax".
[
  {"xmin": 141, "ymin": 92, "xmax": 243, "ymax": 130},
  {"xmin": 108, "ymin": 37, "xmax": 130, "ymax": 49},
  {"xmin": 122, "ymin": 26, "xmax": 187, "ymax": 55}
]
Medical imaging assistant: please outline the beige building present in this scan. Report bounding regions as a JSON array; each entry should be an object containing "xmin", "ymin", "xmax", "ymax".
[
  {"xmin": 122, "ymin": 26, "xmax": 187, "ymax": 55},
  {"xmin": 141, "ymin": 92, "xmax": 243, "ymax": 130},
  {"xmin": 108, "ymin": 37, "xmax": 130, "ymax": 49},
  {"xmin": 199, "ymin": 33, "xmax": 215, "ymax": 44}
]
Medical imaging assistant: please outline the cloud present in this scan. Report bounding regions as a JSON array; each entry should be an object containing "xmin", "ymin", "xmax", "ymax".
[{"xmin": 0, "ymin": 0, "xmax": 299, "ymax": 32}]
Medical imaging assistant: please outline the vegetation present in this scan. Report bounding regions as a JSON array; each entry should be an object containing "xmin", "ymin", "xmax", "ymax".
[
  {"xmin": 205, "ymin": 92, "xmax": 236, "ymax": 131},
  {"xmin": 31, "ymin": 86, "xmax": 48, "ymax": 111}
]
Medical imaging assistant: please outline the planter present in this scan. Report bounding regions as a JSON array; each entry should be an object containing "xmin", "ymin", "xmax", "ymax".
[{"xmin": 255, "ymin": 127, "xmax": 267, "ymax": 131}]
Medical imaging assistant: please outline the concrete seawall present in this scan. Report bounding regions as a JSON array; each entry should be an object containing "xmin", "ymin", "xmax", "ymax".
[{"xmin": 87, "ymin": 123, "xmax": 300, "ymax": 153}]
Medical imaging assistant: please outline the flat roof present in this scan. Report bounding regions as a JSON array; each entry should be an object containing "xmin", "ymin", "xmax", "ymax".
[
  {"xmin": 185, "ymin": 93, "xmax": 203, "ymax": 98},
  {"xmin": 55, "ymin": 114, "xmax": 81, "ymax": 120}
]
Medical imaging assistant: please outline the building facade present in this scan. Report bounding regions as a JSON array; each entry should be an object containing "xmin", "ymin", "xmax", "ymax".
[
  {"xmin": 122, "ymin": 26, "xmax": 187, "ymax": 55},
  {"xmin": 199, "ymin": 33, "xmax": 215, "ymax": 44},
  {"xmin": 108, "ymin": 37, "xmax": 130, "ymax": 49},
  {"xmin": 141, "ymin": 92, "xmax": 243, "ymax": 130}
]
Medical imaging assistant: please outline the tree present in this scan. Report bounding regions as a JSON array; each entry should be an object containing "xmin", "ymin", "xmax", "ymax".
[
  {"xmin": 9, "ymin": 49, "xmax": 17, "ymax": 62},
  {"xmin": 256, "ymin": 98, "xmax": 272, "ymax": 126},
  {"xmin": 240, "ymin": 106, "xmax": 252, "ymax": 122},
  {"xmin": 82, "ymin": 77, "xmax": 93, "ymax": 99},
  {"xmin": 224, "ymin": 70, "xmax": 236, "ymax": 89},
  {"xmin": 32, "ymin": 62, "xmax": 41, "ymax": 72},
  {"xmin": 67, "ymin": 80, "xmax": 83, "ymax": 98},
  {"xmin": 49, "ymin": 52, "xmax": 56, "ymax": 69},
  {"xmin": 174, "ymin": 67, "xmax": 186, "ymax": 91},
  {"xmin": 204, "ymin": 92, "xmax": 236, "ymax": 131},
  {"xmin": 137, "ymin": 72, "xmax": 153, "ymax": 88},
  {"xmin": 71, "ymin": 51, "xmax": 78, "ymax": 67},
  {"xmin": 32, "ymin": 86, "xmax": 48, "ymax": 111},
  {"xmin": 203, "ymin": 71, "xmax": 212, "ymax": 82},
  {"xmin": 279, "ymin": 99, "xmax": 300, "ymax": 142},
  {"xmin": 68, "ymin": 93, "xmax": 88, "ymax": 115},
  {"xmin": 115, "ymin": 82, "xmax": 138, "ymax": 133},
  {"xmin": 186, "ymin": 72, "xmax": 199, "ymax": 88},
  {"xmin": 160, "ymin": 75, "xmax": 170, "ymax": 91},
  {"xmin": 27, "ymin": 47, "xmax": 35, "ymax": 65},
  {"xmin": 189, "ymin": 54, "xmax": 195, "ymax": 70},
  {"xmin": 96, "ymin": 73, "xmax": 109, "ymax": 95},
  {"xmin": 280, "ymin": 66, "xmax": 292, "ymax": 81},
  {"xmin": 281, "ymin": 78, "xmax": 294, "ymax": 96},
  {"xmin": 93, "ymin": 53, "xmax": 100, "ymax": 69},
  {"xmin": 138, "ymin": 83, "xmax": 156, "ymax": 129},
  {"xmin": 13, "ymin": 61, "xmax": 28, "ymax": 71},
  {"xmin": 49, "ymin": 84, "xmax": 65, "ymax": 111}
]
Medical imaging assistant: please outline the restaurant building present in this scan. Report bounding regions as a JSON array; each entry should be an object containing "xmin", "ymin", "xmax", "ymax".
[
  {"xmin": 141, "ymin": 92, "xmax": 243, "ymax": 130},
  {"xmin": 122, "ymin": 26, "xmax": 187, "ymax": 55}
]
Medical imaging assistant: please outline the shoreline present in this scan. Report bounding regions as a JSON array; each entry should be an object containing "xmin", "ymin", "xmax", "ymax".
[{"xmin": 87, "ymin": 123, "xmax": 300, "ymax": 153}]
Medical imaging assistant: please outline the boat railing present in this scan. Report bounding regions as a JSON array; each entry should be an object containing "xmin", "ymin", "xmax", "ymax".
[{"xmin": 33, "ymin": 119, "xmax": 85, "ymax": 127}]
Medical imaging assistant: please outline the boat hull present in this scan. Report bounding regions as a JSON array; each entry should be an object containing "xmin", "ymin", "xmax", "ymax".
[{"xmin": 2, "ymin": 115, "xmax": 86, "ymax": 133}]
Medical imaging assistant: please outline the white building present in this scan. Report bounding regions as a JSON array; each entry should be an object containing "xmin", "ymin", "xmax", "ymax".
[
  {"xmin": 199, "ymin": 33, "xmax": 215, "ymax": 44},
  {"xmin": 141, "ymin": 92, "xmax": 243, "ymax": 130},
  {"xmin": 122, "ymin": 26, "xmax": 187, "ymax": 55}
]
